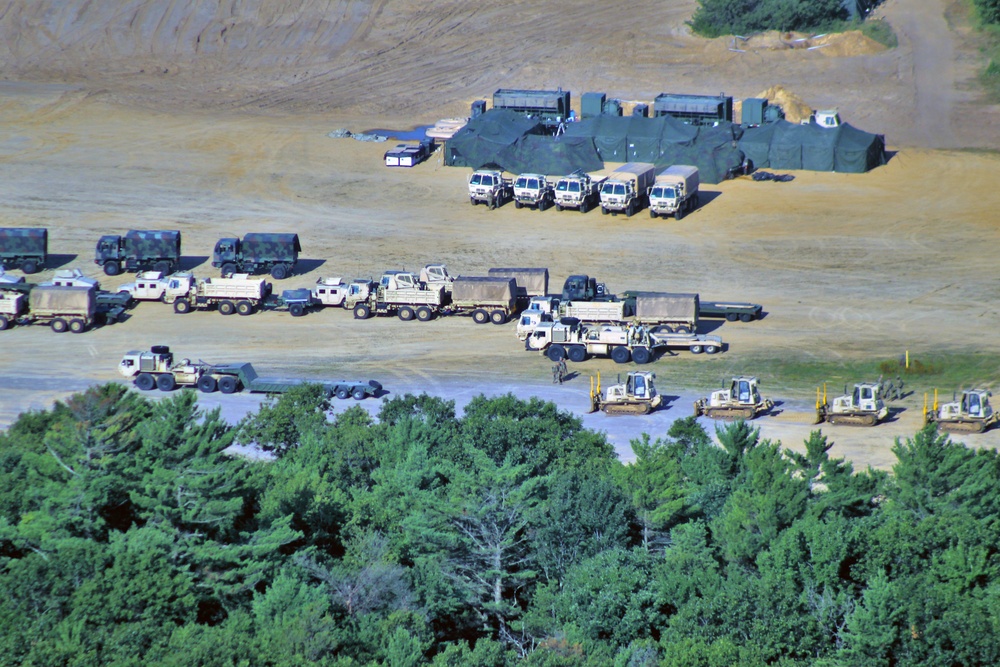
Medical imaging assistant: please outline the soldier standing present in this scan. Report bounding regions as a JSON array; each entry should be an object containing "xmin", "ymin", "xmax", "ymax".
[
  {"xmin": 558, "ymin": 358, "xmax": 568, "ymax": 384},
  {"xmin": 895, "ymin": 375, "xmax": 905, "ymax": 400},
  {"xmin": 552, "ymin": 362, "xmax": 562, "ymax": 384}
]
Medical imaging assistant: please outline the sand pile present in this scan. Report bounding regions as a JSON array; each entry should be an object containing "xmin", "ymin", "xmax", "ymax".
[
  {"xmin": 733, "ymin": 30, "xmax": 885, "ymax": 57},
  {"xmin": 752, "ymin": 85, "xmax": 813, "ymax": 124},
  {"xmin": 811, "ymin": 31, "xmax": 886, "ymax": 57}
]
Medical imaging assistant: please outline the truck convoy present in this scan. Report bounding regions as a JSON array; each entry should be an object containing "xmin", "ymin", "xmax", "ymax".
[
  {"xmin": 599, "ymin": 162, "xmax": 656, "ymax": 216},
  {"xmin": 213, "ymin": 233, "xmax": 300, "ymax": 279},
  {"xmin": 647, "ymin": 165, "xmax": 700, "ymax": 220},
  {"xmin": 525, "ymin": 320, "xmax": 721, "ymax": 363},
  {"xmin": 95, "ymin": 230, "xmax": 181, "ymax": 277},
  {"xmin": 118, "ymin": 346, "xmax": 382, "ymax": 399},
  {"xmin": 553, "ymin": 171, "xmax": 605, "ymax": 213},
  {"xmin": 0, "ymin": 227, "xmax": 47, "ymax": 274},
  {"xmin": 468, "ymin": 170, "xmax": 513, "ymax": 208},
  {"xmin": 512, "ymin": 173, "xmax": 555, "ymax": 210},
  {"xmin": 815, "ymin": 382, "xmax": 889, "ymax": 426},
  {"xmin": 694, "ymin": 376, "xmax": 773, "ymax": 420},
  {"xmin": 925, "ymin": 389, "xmax": 999, "ymax": 434}
]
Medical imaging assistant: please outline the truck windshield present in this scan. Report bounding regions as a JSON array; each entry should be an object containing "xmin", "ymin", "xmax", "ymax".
[
  {"xmin": 652, "ymin": 186, "xmax": 676, "ymax": 199},
  {"xmin": 526, "ymin": 178, "xmax": 539, "ymax": 189},
  {"xmin": 470, "ymin": 174, "xmax": 484, "ymax": 185},
  {"xmin": 556, "ymin": 181, "xmax": 569, "ymax": 191},
  {"xmin": 610, "ymin": 184, "xmax": 625, "ymax": 195},
  {"xmin": 515, "ymin": 177, "xmax": 528, "ymax": 188}
]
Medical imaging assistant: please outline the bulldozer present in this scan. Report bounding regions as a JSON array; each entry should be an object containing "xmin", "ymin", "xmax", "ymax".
[
  {"xmin": 693, "ymin": 376, "xmax": 773, "ymax": 420},
  {"xmin": 924, "ymin": 388, "xmax": 999, "ymax": 434},
  {"xmin": 588, "ymin": 371, "xmax": 662, "ymax": 415},
  {"xmin": 814, "ymin": 382, "xmax": 888, "ymax": 427}
]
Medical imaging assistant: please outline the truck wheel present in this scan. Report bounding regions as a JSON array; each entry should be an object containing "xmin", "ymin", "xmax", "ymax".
[
  {"xmin": 336, "ymin": 387, "xmax": 350, "ymax": 400},
  {"xmin": 218, "ymin": 300, "xmax": 236, "ymax": 316},
  {"xmin": 601, "ymin": 206, "xmax": 608, "ymax": 215},
  {"xmin": 650, "ymin": 325, "xmax": 672, "ymax": 334},
  {"xmin": 705, "ymin": 345, "xmax": 720, "ymax": 354},
  {"xmin": 69, "ymin": 318, "xmax": 87, "ymax": 333},
  {"xmin": 0, "ymin": 316, "xmax": 8, "ymax": 331},
  {"xmin": 104, "ymin": 261, "xmax": 120, "ymax": 276},
  {"xmin": 271, "ymin": 264, "xmax": 288, "ymax": 280},
  {"xmin": 726, "ymin": 313, "xmax": 739, "ymax": 322},
  {"xmin": 218, "ymin": 376, "xmax": 239, "ymax": 394},
  {"xmin": 156, "ymin": 374, "xmax": 176, "ymax": 392},
  {"xmin": 690, "ymin": 345, "xmax": 703, "ymax": 354},
  {"xmin": 236, "ymin": 300, "xmax": 254, "ymax": 316},
  {"xmin": 220, "ymin": 262, "xmax": 237, "ymax": 278},
  {"xmin": 675, "ymin": 208, "xmax": 684, "ymax": 220},
  {"xmin": 416, "ymin": 306, "xmax": 433, "ymax": 321},
  {"xmin": 198, "ymin": 376, "xmax": 217, "ymax": 393},
  {"xmin": 580, "ymin": 200, "xmax": 589, "ymax": 213},
  {"xmin": 649, "ymin": 210, "xmax": 657, "ymax": 219},
  {"xmin": 632, "ymin": 347, "xmax": 651, "ymax": 365},
  {"xmin": 173, "ymin": 299, "xmax": 191, "ymax": 314},
  {"xmin": 514, "ymin": 201, "xmax": 523, "ymax": 209},
  {"xmin": 611, "ymin": 346, "xmax": 631, "ymax": 364},
  {"xmin": 352, "ymin": 387, "xmax": 368, "ymax": 400},
  {"xmin": 21, "ymin": 259, "xmax": 38, "ymax": 274},
  {"xmin": 472, "ymin": 309, "xmax": 489, "ymax": 324},
  {"xmin": 547, "ymin": 345, "xmax": 566, "ymax": 362},
  {"xmin": 555, "ymin": 204, "xmax": 563, "ymax": 212},
  {"xmin": 353, "ymin": 304, "xmax": 371, "ymax": 319},
  {"xmin": 153, "ymin": 261, "xmax": 171, "ymax": 274},
  {"xmin": 289, "ymin": 303, "xmax": 305, "ymax": 317},
  {"xmin": 470, "ymin": 197, "xmax": 478, "ymax": 206},
  {"xmin": 135, "ymin": 373, "xmax": 155, "ymax": 391},
  {"xmin": 50, "ymin": 318, "xmax": 68, "ymax": 333},
  {"xmin": 625, "ymin": 203, "xmax": 634, "ymax": 217},
  {"xmin": 490, "ymin": 310, "xmax": 507, "ymax": 325},
  {"xmin": 567, "ymin": 345, "xmax": 587, "ymax": 363},
  {"xmin": 740, "ymin": 313, "xmax": 754, "ymax": 322},
  {"xmin": 398, "ymin": 306, "xmax": 414, "ymax": 321}
]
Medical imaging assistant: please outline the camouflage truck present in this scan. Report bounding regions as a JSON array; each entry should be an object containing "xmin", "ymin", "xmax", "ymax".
[
  {"xmin": 0, "ymin": 284, "xmax": 98, "ymax": 333},
  {"xmin": 447, "ymin": 276, "xmax": 517, "ymax": 324},
  {"xmin": 487, "ymin": 267, "xmax": 548, "ymax": 309},
  {"xmin": 95, "ymin": 230, "xmax": 181, "ymax": 276},
  {"xmin": 0, "ymin": 227, "xmax": 47, "ymax": 274},
  {"xmin": 213, "ymin": 233, "xmax": 300, "ymax": 279}
]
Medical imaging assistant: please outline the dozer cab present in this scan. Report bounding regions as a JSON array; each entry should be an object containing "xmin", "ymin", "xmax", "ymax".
[
  {"xmin": 588, "ymin": 371, "xmax": 662, "ymax": 415},
  {"xmin": 925, "ymin": 389, "xmax": 999, "ymax": 434},
  {"xmin": 694, "ymin": 376, "xmax": 773, "ymax": 420},
  {"xmin": 815, "ymin": 381, "xmax": 888, "ymax": 427}
]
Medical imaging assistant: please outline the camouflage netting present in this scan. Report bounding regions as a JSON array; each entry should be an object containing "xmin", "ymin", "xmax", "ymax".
[{"xmin": 739, "ymin": 120, "xmax": 886, "ymax": 173}]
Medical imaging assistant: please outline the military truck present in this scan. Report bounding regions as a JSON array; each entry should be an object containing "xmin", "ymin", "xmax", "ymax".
[
  {"xmin": 0, "ymin": 290, "xmax": 26, "ymax": 330},
  {"xmin": 213, "ymin": 233, "xmax": 301, "ymax": 279},
  {"xmin": 512, "ymin": 173, "xmax": 555, "ymax": 210},
  {"xmin": 588, "ymin": 370, "xmax": 663, "ymax": 415},
  {"xmin": 925, "ymin": 388, "xmax": 999, "ymax": 434},
  {"xmin": 95, "ymin": 230, "xmax": 181, "ymax": 276},
  {"xmin": 468, "ymin": 170, "xmax": 513, "ymax": 209},
  {"xmin": 0, "ymin": 227, "xmax": 47, "ymax": 274},
  {"xmin": 561, "ymin": 274, "xmax": 607, "ymax": 302},
  {"xmin": 648, "ymin": 165, "xmax": 700, "ymax": 220},
  {"xmin": 488, "ymin": 267, "xmax": 549, "ymax": 308},
  {"xmin": 0, "ymin": 284, "xmax": 98, "ymax": 333},
  {"xmin": 599, "ymin": 162, "xmax": 656, "ymax": 216},
  {"xmin": 171, "ymin": 274, "xmax": 272, "ymax": 315},
  {"xmin": 525, "ymin": 320, "xmax": 722, "ymax": 363},
  {"xmin": 347, "ymin": 271, "xmax": 446, "ymax": 321},
  {"xmin": 118, "ymin": 346, "xmax": 382, "ymax": 399},
  {"xmin": 815, "ymin": 382, "xmax": 889, "ymax": 427},
  {"xmin": 41, "ymin": 269, "xmax": 131, "ymax": 323},
  {"xmin": 560, "ymin": 292, "xmax": 699, "ymax": 333},
  {"xmin": 448, "ymin": 276, "xmax": 517, "ymax": 324},
  {"xmin": 553, "ymin": 171, "xmax": 605, "ymax": 213},
  {"xmin": 694, "ymin": 376, "xmax": 773, "ymax": 420}
]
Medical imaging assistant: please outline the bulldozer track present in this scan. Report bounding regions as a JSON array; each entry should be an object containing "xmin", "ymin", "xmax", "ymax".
[
  {"xmin": 602, "ymin": 402, "xmax": 652, "ymax": 416},
  {"xmin": 937, "ymin": 420, "xmax": 988, "ymax": 434},
  {"xmin": 705, "ymin": 407, "xmax": 756, "ymax": 420},
  {"xmin": 826, "ymin": 413, "xmax": 879, "ymax": 427}
]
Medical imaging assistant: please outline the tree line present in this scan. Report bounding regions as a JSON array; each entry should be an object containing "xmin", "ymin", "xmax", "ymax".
[
  {"xmin": 2, "ymin": 383, "xmax": 999, "ymax": 666},
  {"xmin": 690, "ymin": 0, "xmax": 884, "ymax": 37}
]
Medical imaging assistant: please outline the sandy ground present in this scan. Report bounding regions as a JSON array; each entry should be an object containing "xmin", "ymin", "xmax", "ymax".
[{"xmin": 0, "ymin": 0, "xmax": 998, "ymax": 467}]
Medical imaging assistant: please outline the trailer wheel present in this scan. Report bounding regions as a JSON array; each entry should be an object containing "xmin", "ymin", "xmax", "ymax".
[
  {"xmin": 611, "ymin": 346, "xmax": 631, "ymax": 364},
  {"xmin": 726, "ymin": 313, "xmax": 739, "ymax": 322},
  {"xmin": 416, "ymin": 306, "xmax": 433, "ymax": 321},
  {"xmin": 21, "ymin": 259, "xmax": 38, "ymax": 274},
  {"xmin": 50, "ymin": 318, "xmax": 68, "ymax": 333},
  {"xmin": 567, "ymin": 345, "xmax": 587, "ymax": 363},
  {"xmin": 173, "ymin": 299, "xmax": 191, "ymax": 314},
  {"xmin": 352, "ymin": 387, "xmax": 368, "ymax": 400},
  {"xmin": 198, "ymin": 376, "xmax": 217, "ymax": 393},
  {"xmin": 135, "ymin": 373, "xmax": 155, "ymax": 391},
  {"xmin": 705, "ymin": 345, "xmax": 720, "ymax": 354},
  {"xmin": 547, "ymin": 345, "xmax": 566, "ymax": 362},
  {"xmin": 218, "ymin": 376, "xmax": 239, "ymax": 394},
  {"xmin": 153, "ymin": 261, "xmax": 171, "ymax": 274},
  {"xmin": 236, "ymin": 300, "xmax": 254, "ymax": 316},
  {"xmin": 632, "ymin": 347, "xmax": 651, "ymax": 365},
  {"xmin": 690, "ymin": 345, "xmax": 703, "ymax": 354},
  {"xmin": 472, "ymin": 309, "xmax": 489, "ymax": 324},
  {"xmin": 69, "ymin": 318, "xmax": 87, "ymax": 334},
  {"xmin": 490, "ymin": 310, "xmax": 507, "ymax": 325},
  {"xmin": 271, "ymin": 264, "xmax": 288, "ymax": 280},
  {"xmin": 336, "ymin": 387, "xmax": 350, "ymax": 400},
  {"xmin": 220, "ymin": 262, "xmax": 237, "ymax": 278},
  {"xmin": 289, "ymin": 303, "xmax": 305, "ymax": 317},
  {"xmin": 0, "ymin": 315, "xmax": 8, "ymax": 331},
  {"xmin": 740, "ymin": 313, "xmax": 754, "ymax": 322},
  {"xmin": 156, "ymin": 374, "xmax": 176, "ymax": 392},
  {"xmin": 353, "ymin": 304, "xmax": 371, "ymax": 319},
  {"xmin": 218, "ymin": 300, "xmax": 236, "ymax": 316},
  {"xmin": 103, "ymin": 261, "xmax": 120, "ymax": 276}
]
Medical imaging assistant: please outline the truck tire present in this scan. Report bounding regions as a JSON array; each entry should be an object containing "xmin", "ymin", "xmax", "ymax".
[
  {"xmin": 601, "ymin": 206, "xmax": 608, "ymax": 215},
  {"xmin": 490, "ymin": 310, "xmax": 507, "ymax": 325},
  {"xmin": 271, "ymin": 264, "xmax": 288, "ymax": 280},
  {"xmin": 740, "ymin": 313, "xmax": 754, "ymax": 322},
  {"xmin": 220, "ymin": 262, "xmax": 237, "ymax": 278},
  {"xmin": 156, "ymin": 374, "xmax": 176, "ymax": 392},
  {"xmin": 650, "ymin": 325, "xmax": 672, "ymax": 334},
  {"xmin": 514, "ymin": 201, "xmax": 523, "ymax": 209},
  {"xmin": 470, "ymin": 197, "xmax": 478, "ymax": 206},
  {"xmin": 632, "ymin": 347, "xmax": 651, "ymax": 365},
  {"xmin": 547, "ymin": 345, "xmax": 566, "ymax": 362},
  {"xmin": 198, "ymin": 376, "xmax": 217, "ymax": 393},
  {"xmin": 153, "ymin": 261, "xmax": 171, "ymax": 274},
  {"xmin": 218, "ymin": 376, "xmax": 239, "ymax": 394},
  {"xmin": 398, "ymin": 306, "xmax": 415, "ymax": 321},
  {"xmin": 649, "ymin": 210, "xmax": 657, "ymax": 219},
  {"xmin": 625, "ymin": 202, "xmax": 634, "ymax": 217},
  {"xmin": 416, "ymin": 306, "xmax": 433, "ymax": 321},
  {"xmin": 104, "ymin": 261, "xmax": 120, "ymax": 276},
  {"xmin": 611, "ymin": 346, "xmax": 631, "ymax": 364},
  {"xmin": 173, "ymin": 299, "xmax": 191, "ymax": 314},
  {"xmin": 69, "ymin": 319, "xmax": 87, "ymax": 333},
  {"xmin": 352, "ymin": 387, "xmax": 368, "ymax": 400},
  {"xmin": 135, "ymin": 373, "xmax": 155, "ymax": 391},
  {"xmin": 353, "ymin": 304, "xmax": 371, "ymax": 319},
  {"xmin": 289, "ymin": 303, "xmax": 305, "ymax": 317},
  {"xmin": 0, "ymin": 315, "xmax": 8, "ymax": 331},
  {"xmin": 555, "ymin": 203, "xmax": 563, "ymax": 212},
  {"xmin": 50, "ymin": 318, "xmax": 68, "ymax": 333},
  {"xmin": 472, "ymin": 309, "xmax": 489, "ymax": 324},
  {"xmin": 567, "ymin": 345, "xmax": 587, "ymax": 363},
  {"xmin": 726, "ymin": 313, "xmax": 739, "ymax": 322},
  {"xmin": 218, "ymin": 300, "xmax": 236, "ymax": 316},
  {"xmin": 336, "ymin": 387, "xmax": 350, "ymax": 400},
  {"xmin": 580, "ymin": 200, "xmax": 589, "ymax": 213},
  {"xmin": 675, "ymin": 208, "xmax": 684, "ymax": 221},
  {"xmin": 705, "ymin": 344, "xmax": 720, "ymax": 354},
  {"xmin": 690, "ymin": 345, "xmax": 703, "ymax": 354},
  {"xmin": 236, "ymin": 300, "xmax": 254, "ymax": 316},
  {"xmin": 21, "ymin": 259, "xmax": 38, "ymax": 274},
  {"xmin": 151, "ymin": 345, "xmax": 170, "ymax": 354}
]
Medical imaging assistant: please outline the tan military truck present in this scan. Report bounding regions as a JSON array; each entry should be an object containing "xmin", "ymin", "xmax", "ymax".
[
  {"xmin": 525, "ymin": 320, "xmax": 722, "ymax": 364},
  {"xmin": 0, "ymin": 284, "xmax": 98, "ymax": 333},
  {"xmin": 468, "ymin": 170, "xmax": 513, "ymax": 209},
  {"xmin": 648, "ymin": 165, "xmax": 700, "ymax": 220},
  {"xmin": 447, "ymin": 276, "xmax": 517, "ymax": 324},
  {"xmin": 170, "ymin": 274, "xmax": 272, "ymax": 315},
  {"xmin": 512, "ymin": 173, "xmax": 555, "ymax": 210},
  {"xmin": 599, "ymin": 162, "xmax": 656, "ymax": 216},
  {"xmin": 554, "ymin": 172, "xmax": 605, "ymax": 213},
  {"xmin": 347, "ymin": 271, "xmax": 446, "ymax": 321},
  {"xmin": 488, "ymin": 267, "xmax": 549, "ymax": 309}
]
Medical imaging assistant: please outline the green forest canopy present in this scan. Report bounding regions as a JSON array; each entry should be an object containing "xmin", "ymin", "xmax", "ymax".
[
  {"xmin": 2, "ymin": 383, "xmax": 1000, "ymax": 666},
  {"xmin": 690, "ymin": 0, "xmax": 883, "ymax": 37}
]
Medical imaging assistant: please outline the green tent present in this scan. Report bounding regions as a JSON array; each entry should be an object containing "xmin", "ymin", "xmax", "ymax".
[{"xmin": 739, "ymin": 120, "xmax": 885, "ymax": 173}]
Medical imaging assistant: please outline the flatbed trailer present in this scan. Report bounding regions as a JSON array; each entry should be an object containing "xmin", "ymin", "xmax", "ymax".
[
  {"xmin": 209, "ymin": 362, "xmax": 382, "ymax": 399},
  {"xmin": 698, "ymin": 301, "xmax": 762, "ymax": 322}
]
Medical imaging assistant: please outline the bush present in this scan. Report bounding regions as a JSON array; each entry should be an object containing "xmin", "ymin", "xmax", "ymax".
[
  {"xmin": 690, "ymin": 0, "xmax": 850, "ymax": 37},
  {"xmin": 974, "ymin": 0, "xmax": 1000, "ymax": 24}
]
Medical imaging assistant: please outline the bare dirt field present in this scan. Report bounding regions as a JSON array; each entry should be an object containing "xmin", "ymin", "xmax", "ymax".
[{"xmin": 1, "ymin": 0, "xmax": 998, "ymax": 466}]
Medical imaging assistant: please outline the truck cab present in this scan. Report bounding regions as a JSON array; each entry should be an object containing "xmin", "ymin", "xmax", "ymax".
[
  {"xmin": 561, "ymin": 275, "xmax": 606, "ymax": 302},
  {"xmin": 213, "ymin": 238, "xmax": 240, "ymax": 269},
  {"xmin": 468, "ymin": 170, "xmax": 511, "ymax": 208},
  {"xmin": 513, "ymin": 173, "xmax": 553, "ymax": 210},
  {"xmin": 95, "ymin": 235, "xmax": 123, "ymax": 269}
]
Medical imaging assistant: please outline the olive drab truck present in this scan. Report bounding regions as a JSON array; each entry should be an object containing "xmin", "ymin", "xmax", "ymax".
[
  {"xmin": 170, "ymin": 274, "xmax": 272, "ymax": 315},
  {"xmin": 694, "ymin": 376, "xmax": 773, "ymax": 420},
  {"xmin": 0, "ymin": 284, "xmax": 98, "ymax": 333},
  {"xmin": 347, "ymin": 271, "xmax": 446, "ymax": 321},
  {"xmin": 449, "ymin": 276, "xmax": 517, "ymax": 324},
  {"xmin": 95, "ymin": 229, "xmax": 181, "ymax": 276},
  {"xmin": 599, "ymin": 162, "xmax": 656, "ymax": 216},
  {"xmin": 468, "ymin": 170, "xmax": 513, "ymax": 209},
  {"xmin": 648, "ymin": 165, "xmax": 700, "ymax": 220},
  {"xmin": 925, "ymin": 388, "xmax": 999, "ymax": 434},
  {"xmin": 213, "ymin": 233, "xmax": 301, "ymax": 279},
  {"xmin": 588, "ymin": 371, "xmax": 663, "ymax": 415},
  {"xmin": 525, "ymin": 320, "xmax": 722, "ymax": 364},
  {"xmin": 512, "ymin": 173, "xmax": 555, "ymax": 210},
  {"xmin": 0, "ymin": 227, "xmax": 47, "ymax": 274},
  {"xmin": 815, "ymin": 382, "xmax": 889, "ymax": 427},
  {"xmin": 560, "ymin": 274, "xmax": 607, "ymax": 302},
  {"xmin": 553, "ymin": 171, "xmax": 605, "ymax": 213},
  {"xmin": 488, "ymin": 267, "xmax": 549, "ymax": 309}
]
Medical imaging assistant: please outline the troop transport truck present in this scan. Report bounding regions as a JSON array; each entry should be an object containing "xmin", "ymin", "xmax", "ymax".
[
  {"xmin": 648, "ymin": 165, "xmax": 700, "ymax": 219},
  {"xmin": 512, "ymin": 174, "xmax": 555, "ymax": 210},
  {"xmin": 468, "ymin": 170, "xmax": 513, "ymax": 208},
  {"xmin": 553, "ymin": 172, "xmax": 605, "ymax": 213},
  {"xmin": 599, "ymin": 162, "xmax": 656, "ymax": 216},
  {"xmin": 0, "ymin": 284, "xmax": 97, "ymax": 333},
  {"xmin": 118, "ymin": 346, "xmax": 382, "ymax": 399},
  {"xmin": 449, "ymin": 276, "xmax": 517, "ymax": 324},
  {"xmin": 95, "ymin": 230, "xmax": 181, "ymax": 276},
  {"xmin": 213, "ymin": 233, "xmax": 301, "ymax": 279},
  {"xmin": 487, "ymin": 267, "xmax": 548, "ymax": 307},
  {"xmin": 0, "ymin": 227, "xmax": 47, "ymax": 274},
  {"xmin": 525, "ymin": 320, "xmax": 722, "ymax": 363}
]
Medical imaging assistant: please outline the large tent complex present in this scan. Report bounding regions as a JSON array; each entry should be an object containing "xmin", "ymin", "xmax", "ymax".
[{"xmin": 739, "ymin": 120, "xmax": 886, "ymax": 173}]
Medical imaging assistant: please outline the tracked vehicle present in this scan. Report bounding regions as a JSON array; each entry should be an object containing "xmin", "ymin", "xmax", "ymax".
[
  {"xmin": 925, "ymin": 389, "xmax": 999, "ymax": 434},
  {"xmin": 815, "ymin": 382, "xmax": 889, "ymax": 427},
  {"xmin": 588, "ymin": 371, "xmax": 662, "ymax": 415},
  {"xmin": 694, "ymin": 376, "xmax": 773, "ymax": 420}
]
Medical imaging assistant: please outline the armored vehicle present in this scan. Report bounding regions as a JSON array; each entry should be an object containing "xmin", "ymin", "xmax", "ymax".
[
  {"xmin": 213, "ymin": 233, "xmax": 300, "ymax": 279},
  {"xmin": 95, "ymin": 230, "xmax": 181, "ymax": 276},
  {"xmin": 588, "ymin": 371, "xmax": 663, "ymax": 415},
  {"xmin": 0, "ymin": 227, "xmax": 47, "ymax": 274},
  {"xmin": 694, "ymin": 376, "xmax": 773, "ymax": 420},
  {"xmin": 925, "ymin": 389, "xmax": 999, "ymax": 434},
  {"xmin": 815, "ymin": 382, "xmax": 889, "ymax": 426}
]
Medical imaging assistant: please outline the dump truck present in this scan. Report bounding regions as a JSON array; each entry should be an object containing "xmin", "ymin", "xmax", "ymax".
[
  {"xmin": 468, "ymin": 170, "xmax": 513, "ymax": 209},
  {"xmin": 698, "ymin": 300, "xmax": 763, "ymax": 322},
  {"xmin": 0, "ymin": 284, "xmax": 98, "ymax": 333},
  {"xmin": 815, "ymin": 382, "xmax": 889, "ymax": 427},
  {"xmin": 347, "ymin": 271, "xmax": 446, "ymax": 321},
  {"xmin": 512, "ymin": 173, "xmax": 555, "ymax": 210},
  {"xmin": 525, "ymin": 320, "xmax": 722, "ymax": 363},
  {"xmin": 213, "ymin": 233, "xmax": 301, "ymax": 279},
  {"xmin": 488, "ymin": 267, "xmax": 549, "ymax": 308},
  {"xmin": 648, "ymin": 165, "xmax": 700, "ymax": 219},
  {"xmin": 560, "ymin": 292, "xmax": 699, "ymax": 333},
  {"xmin": 925, "ymin": 389, "xmax": 999, "ymax": 434},
  {"xmin": 95, "ymin": 230, "xmax": 181, "ymax": 276},
  {"xmin": 553, "ymin": 171, "xmax": 605, "ymax": 213},
  {"xmin": 599, "ymin": 162, "xmax": 656, "ymax": 216},
  {"xmin": 448, "ymin": 276, "xmax": 517, "ymax": 324},
  {"xmin": 118, "ymin": 346, "xmax": 382, "ymax": 399},
  {"xmin": 0, "ymin": 290, "xmax": 27, "ymax": 330},
  {"xmin": 0, "ymin": 227, "xmax": 47, "ymax": 274},
  {"xmin": 170, "ymin": 274, "xmax": 272, "ymax": 315},
  {"xmin": 694, "ymin": 376, "xmax": 773, "ymax": 420},
  {"xmin": 588, "ymin": 370, "xmax": 663, "ymax": 415}
]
